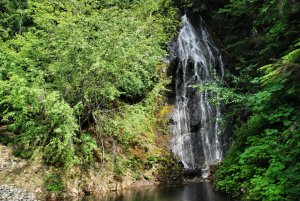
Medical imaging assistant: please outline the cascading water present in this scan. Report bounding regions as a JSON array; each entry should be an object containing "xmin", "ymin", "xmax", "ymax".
[{"xmin": 170, "ymin": 15, "xmax": 224, "ymax": 177}]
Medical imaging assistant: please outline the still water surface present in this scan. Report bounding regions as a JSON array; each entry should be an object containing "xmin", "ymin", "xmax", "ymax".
[{"xmin": 81, "ymin": 182, "xmax": 231, "ymax": 201}]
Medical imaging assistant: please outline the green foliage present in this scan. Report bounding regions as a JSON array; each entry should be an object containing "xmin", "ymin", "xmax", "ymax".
[
  {"xmin": 45, "ymin": 172, "xmax": 64, "ymax": 193},
  {"xmin": 214, "ymin": 0, "xmax": 300, "ymax": 95},
  {"xmin": 0, "ymin": 75, "xmax": 78, "ymax": 166},
  {"xmin": 0, "ymin": 0, "xmax": 33, "ymax": 40},
  {"xmin": 213, "ymin": 1, "xmax": 300, "ymax": 200},
  {"xmin": 113, "ymin": 156, "xmax": 126, "ymax": 179},
  {"xmin": 192, "ymin": 80, "xmax": 246, "ymax": 105},
  {"xmin": 20, "ymin": 0, "xmax": 177, "ymax": 117},
  {"xmin": 156, "ymin": 153, "xmax": 183, "ymax": 182},
  {"xmin": 215, "ymin": 38, "xmax": 300, "ymax": 201},
  {"xmin": 97, "ymin": 104, "xmax": 155, "ymax": 146},
  {"xmin": 77, "ymin": 133, "xmax": 97, "ymax": 164},
  {"xmin": 0, "ymin": 0, "xmax": 178, "ymax": 170}
]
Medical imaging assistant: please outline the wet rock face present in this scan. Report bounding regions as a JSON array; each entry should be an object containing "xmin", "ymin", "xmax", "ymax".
[
  {"xmin": 169, "ymin": 14, "xmax": 224, "ymax": 176},
  {"xmin": 0, "ymin": 184, "xmax": 38, "ymax": 201},
  {"xmin": 182, "ymin": 168, "xmax": 202, "ymax": 179}
]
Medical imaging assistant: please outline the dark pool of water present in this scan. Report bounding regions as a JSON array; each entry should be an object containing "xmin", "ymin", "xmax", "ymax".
[{"xmin": 81, "ymin": 182, "xmax": 231, "ymax": 201}]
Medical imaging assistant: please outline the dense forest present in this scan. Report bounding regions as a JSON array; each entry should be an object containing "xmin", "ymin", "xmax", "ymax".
[
  {"xmin": 0, "ymin": 0, "xmax": 181, "ymax": 196},
  {"xmin": 207, "ymin": 1, "xmax": 300, "ymax": 200},
  {"xmin": 0, "ymin": 0, "xmax": 299, "ymax": 200}
]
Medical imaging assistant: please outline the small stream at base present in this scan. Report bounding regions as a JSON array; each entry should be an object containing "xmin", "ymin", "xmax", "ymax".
[{"xmin": 81, "ymin": 182, "xmax": 230, "ymax": 201}]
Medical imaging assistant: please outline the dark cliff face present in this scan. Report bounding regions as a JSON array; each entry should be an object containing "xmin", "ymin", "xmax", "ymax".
[
  {"xmin": 187, "ymin": 12, "xmax": 231, "ymax": 159},
  {"xmin": 173, "ymin": 0, "xmax": 228, "ymax": 13},
  {"xmin": 169, "ymin": 14, "xmax": 225, "ymax": 176},
  {"xmin": 168, "ymin": 44, "xmax": 207, "ymax": 173}
]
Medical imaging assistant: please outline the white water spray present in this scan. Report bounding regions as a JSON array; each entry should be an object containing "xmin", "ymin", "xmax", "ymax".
[{"xmin": 170, "ymin": 15, "xmax": 224, "ymax": 177}]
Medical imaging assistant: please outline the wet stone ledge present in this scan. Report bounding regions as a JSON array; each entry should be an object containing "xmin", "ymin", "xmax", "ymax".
[{"xmin": 0, "ymin": 184, "xmax": 38, "ymax": 201}]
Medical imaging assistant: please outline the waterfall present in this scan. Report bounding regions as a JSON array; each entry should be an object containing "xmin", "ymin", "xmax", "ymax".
[{"xmin": 170, "ymin": 15, "xmax": 224, "ymax": 177}]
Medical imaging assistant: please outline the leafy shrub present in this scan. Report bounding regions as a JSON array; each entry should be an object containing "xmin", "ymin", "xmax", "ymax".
[
  {"xmin": 215, "ymin": 45, "xmax": 300, "ymax": 200},
  {"xmin": 77, "ymin": 133, "xmax": 97, "ymax": 164},
  {"xmin": 45, "ymin": 172, "xmax": 64, "ymax": 193},
  {"xmin": 0, "ymin": 75, "xmax": 78, "ymax": 166},
  {"xmin": 0, "ymin": 0, "xmax": 178, "ymax": 169}
]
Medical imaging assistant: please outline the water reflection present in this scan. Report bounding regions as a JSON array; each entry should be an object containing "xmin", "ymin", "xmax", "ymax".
[{"xmin": 81, "ymin": 182, "xmax": 230, "ymax": 201}]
